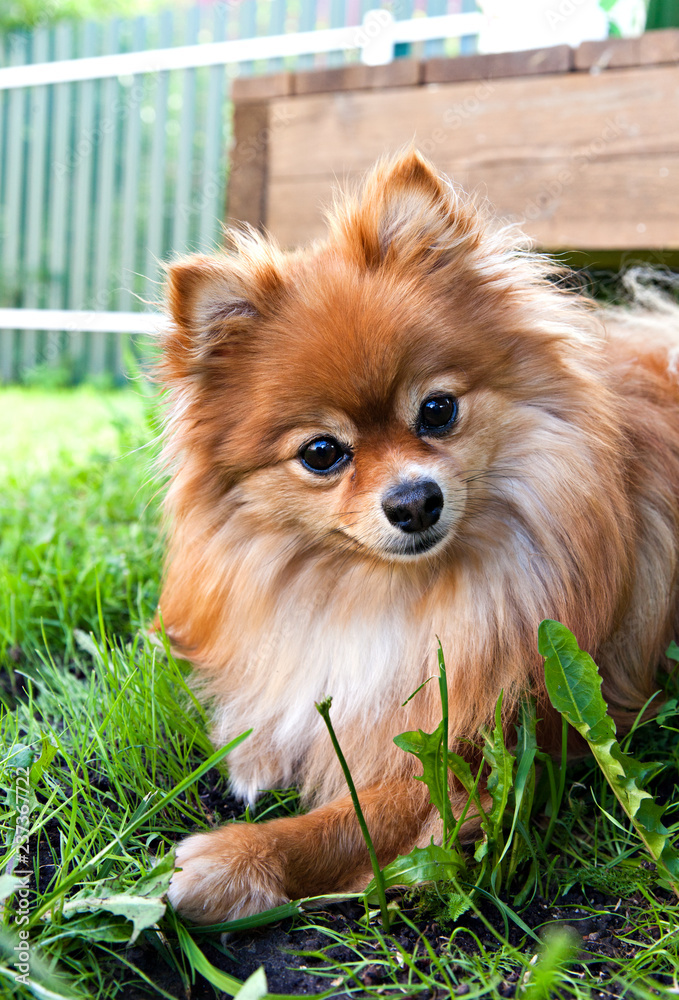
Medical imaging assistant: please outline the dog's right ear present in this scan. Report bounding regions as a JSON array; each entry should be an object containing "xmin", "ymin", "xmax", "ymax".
[
  {"xmin": 162, "ymin": 245, "xmax": 282, "ymax": 378},
  {"xmin": 167, "ymin": 255, "xmax": 261, "ymax": 341}
]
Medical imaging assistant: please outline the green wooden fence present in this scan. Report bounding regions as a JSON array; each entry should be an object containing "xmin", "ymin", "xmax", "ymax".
[{"xmin": 0, "ymin": 0, "xmax": 476, "ymax": 384}]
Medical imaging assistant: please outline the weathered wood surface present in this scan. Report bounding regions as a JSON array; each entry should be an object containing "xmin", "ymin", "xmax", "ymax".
[
  {"xmin": 264, "ymin": 64, "xmax": 679, "ymax": 250},
  {"xmin": 226, "ymin": 101, "xmax": 270, "ymax": 230}
]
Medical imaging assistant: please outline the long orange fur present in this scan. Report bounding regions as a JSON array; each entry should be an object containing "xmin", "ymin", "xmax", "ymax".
[{"xmin": 160, "ymin": 151, "xmax": 679, "ymax": 923}]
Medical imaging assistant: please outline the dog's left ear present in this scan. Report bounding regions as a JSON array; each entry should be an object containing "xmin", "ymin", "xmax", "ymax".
[{"xmin": 333, "ymin": 149, "xmax": 481, "ymax": 273}]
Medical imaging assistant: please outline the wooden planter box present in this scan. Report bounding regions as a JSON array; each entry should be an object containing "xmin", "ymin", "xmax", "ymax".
[{"xmin": 227, "ymin": 30, "xmax": 679, "ymax": 258}]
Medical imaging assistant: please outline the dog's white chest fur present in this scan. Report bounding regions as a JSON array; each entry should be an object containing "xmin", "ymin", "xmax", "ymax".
[{"xmin": 208, "ymin": 553, "xmax": 435, "ymax": 804}]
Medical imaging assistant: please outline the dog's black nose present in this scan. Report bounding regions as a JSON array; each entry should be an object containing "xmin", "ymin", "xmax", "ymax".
[{"xmin": 382, "ymin": 480, "xmax": 444, "ymax": 533}]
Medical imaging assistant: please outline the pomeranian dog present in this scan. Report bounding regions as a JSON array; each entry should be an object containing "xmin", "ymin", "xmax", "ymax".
[{"xmin": 161, "ymin": 151, "xmax": 679, "ymax": 924}]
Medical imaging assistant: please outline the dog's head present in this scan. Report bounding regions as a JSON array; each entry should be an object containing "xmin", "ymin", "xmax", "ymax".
[{"xmin": 161, "ymin": 151, "xmax": 606, "ymax": 567}]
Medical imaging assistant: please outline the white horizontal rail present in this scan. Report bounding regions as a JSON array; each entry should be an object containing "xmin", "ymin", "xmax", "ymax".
[
  {"xmin": 0, "ymin": 309, "xmax": 163, "ymax": 333},
  {"xmin": 0, "ymin": 11, "xmax": 483, "ymax": 89}
]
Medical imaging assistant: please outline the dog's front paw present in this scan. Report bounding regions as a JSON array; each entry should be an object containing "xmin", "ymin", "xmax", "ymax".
[{"xmin": 167, "ymin": 825, "xmax": 289, "ymax": 924}]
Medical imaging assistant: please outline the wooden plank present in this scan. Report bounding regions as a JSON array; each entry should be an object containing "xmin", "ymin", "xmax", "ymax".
[
  {"xmin": 266, "ymin": 65, "xmax": 679, "ymax": 251},
  {"xmin": 575, "ymin": 36, "xmax": 642, "ymax": 71},
  {"xmin": 640, "ymin": 28, "xmax": 679, "ymax": 65},
  {"xmin": 232, "ymin": 72, "xmax": 292, "ymax": 103},
  {"xmin": 270, "ymin": 66, "xmax": 679, "ymax": 181},
  {"xmin": 226, "ymin": 100, "xmax": 269, "ymax": 230},
  {"xmin": 424, "ymin": 44, "xmax": 572, "ymax": 83},
  {"xmin": 293, "ymin": 58, "xmax": 421, "ymax": 95},
  {"xmin": 267, "ymin": 151, "xmax": 679, "ymax": 251}
]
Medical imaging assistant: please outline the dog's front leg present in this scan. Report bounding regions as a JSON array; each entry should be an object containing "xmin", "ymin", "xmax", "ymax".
[{"xmin": 167, "ymin": 779, "xmax": 433, "ymax": 923}]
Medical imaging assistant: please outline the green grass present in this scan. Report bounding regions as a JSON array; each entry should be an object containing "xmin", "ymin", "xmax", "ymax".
[{"xmin": 1, "ymin": 387, "xmax": 678, "ymax": 1000}]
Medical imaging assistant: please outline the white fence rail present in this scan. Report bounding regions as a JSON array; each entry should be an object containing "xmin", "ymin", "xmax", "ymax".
[{"xmin": 0, "ymin": 11, "xmax": 483, "ymax": 88}]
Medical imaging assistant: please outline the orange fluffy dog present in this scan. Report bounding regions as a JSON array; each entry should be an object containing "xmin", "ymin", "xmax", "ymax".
[{"xmin": 161, "ymin": 151, "xmax": 679, "ymax": 923}]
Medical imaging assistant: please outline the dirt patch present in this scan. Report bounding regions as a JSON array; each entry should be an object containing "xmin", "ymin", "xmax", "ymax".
[{"xmin": 108, "ymin": 885, "xmax": 673, "ymax": 998}]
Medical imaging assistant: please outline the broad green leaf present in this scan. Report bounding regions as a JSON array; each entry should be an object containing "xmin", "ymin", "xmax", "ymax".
[
  {"xmin": 61, "ymin": 855, "xmax": 175, "ymax": 943},
  {"xmin": 540, "ymin": 619, "xmax": 679, "ymax": 895},
  {"xmin": 31, "ymin": 732, "xmax": 250, "ymax": 926},
  {"xmin": 0, "ymin": 965, "xmax": 80, "ymax": 1000},
  {"xmin": 367, "ymin": 843, "xmax": 465, "ymax": 892},
  {"xmin": 0, "ymin": 873, "xmax": 27, "ymax": 902},
  {"xmin": 53, "ymin": 912, "xmax": 137, "ymax": 944},
  {"xmin": 656, "ymin": 698, "xmax": 679, "ymax": 727},
  {"xmin": 500, "ymin": 699, "xmax": 537, "ymax": 866},
  {"xmin": 62, "ymin": 890, "xmax": 165, "ymax": 944},
  {"xmin": 482, "ymin": 692, "xmax": 515, "ymax": 832},
  {"xmin": 133, "ymin": 852, "xmax": 176, "ymax": 897},
  {"xmin": 444, "ymin": 751, "xmax": 477, "ymax": 799},
  {"xmin": 234, "ymin": 968, "xmax": 269, "ymax": 1000},
  {"xmin": 665, "ymin": 641, "xmax": 679, "ymax": 662},
  {"xmin": 476, "ymin": 693, "xmax": 514, "ymax": 876},
  {"xmin": 29, "ymin": 739, "xmax": 57, "ymax": 785},
  {"xmin": 394, "ymin": 724, "xmax": 454, "ymax": 832},
  {"xmin": 3, "ymin": 744, "xmax": 35, "ymax": 770},
  {"xmin": 446, "ymin": 750, "xmax": 487, "ymax": 840},
  {"xmin": 538, "ymin": 620, "xmax": 612, "ymax": 738}
]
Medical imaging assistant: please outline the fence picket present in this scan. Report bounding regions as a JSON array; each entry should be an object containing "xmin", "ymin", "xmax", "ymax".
[
  {"xmin": 425, "ymin": 0, "xmax": 448, "ymax": 57},
  {"xmin": 46, "ymin": 23, "xmax": 72, "ymax": 373},
  {"xmin": 22, "ymin": 28, "xmax": 50, "ymax": 376},
  {"xmin": 327, "ymin": 0, "xmax": 348, "ymax": 68},
  {"xmin": 89, "ymin": 20, "xmax": 120, "ymax": 377},
  {"xmin": 171, "ymin": 7, "xmax": 200, "ymax": 258},
  {"xmin": 265, "ymin": 0, "xmax": 287, "ymax": 74},
  {"xmin": 297, "ymin": 0, "xmax": 318, "ymax": 70},
  {"xmin": 198, "ymin": 3, "xmax": 227, "ymax": 254},
  {"xmin": 68, "ymin": 21, "xmax": 99, "ymax": 379},
  {"xmin": 2, "ymin": 35, "xmax": 28, "ymax": 381},
  {"xmin": 116, "ymin": 16, "xmax": 147, "ymax": 380},
  {"xmin": 145, "ymin": 10, "xmax": 173, "ymax": 302},
  {"xmin": 237, "ymin": 0, "xmax": 258, "ymax": 77}
]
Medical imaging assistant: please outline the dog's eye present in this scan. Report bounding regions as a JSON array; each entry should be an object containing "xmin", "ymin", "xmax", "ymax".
[
  {"xmin": 418, "ymin": 394, "xmax": 458, "ymax": 434},
  {"xmin": 299, "ymin": 437, "xmax": 349, "ymax": 474}
]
